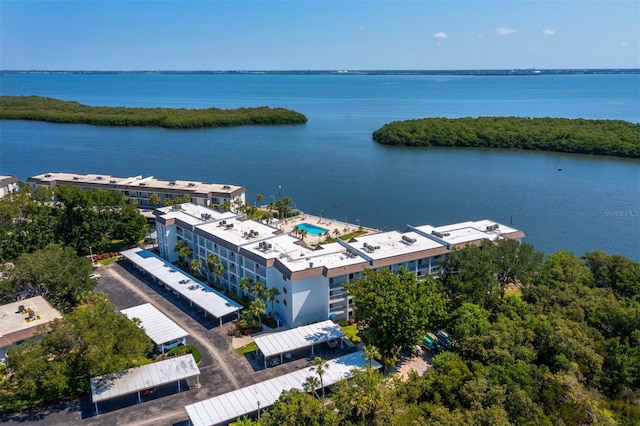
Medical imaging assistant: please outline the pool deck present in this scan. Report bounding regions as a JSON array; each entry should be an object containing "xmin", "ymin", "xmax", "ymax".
[{"xmin": 273, "ymin": 212, "xmax": 379, "ymax": 243}]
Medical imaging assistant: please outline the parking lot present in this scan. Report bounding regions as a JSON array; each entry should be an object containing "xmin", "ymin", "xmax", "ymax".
[{"xmin": 1, "ymin": 261, "xmax": 357, "ymax": 426}]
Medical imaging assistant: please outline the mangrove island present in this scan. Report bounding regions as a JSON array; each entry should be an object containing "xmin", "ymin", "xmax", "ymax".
[
  {"xmin": 0, "ymin": 95, "xmax": 307, "ymax": 129},
  {"xmin": 372, "ymin": 116, "xmax": 640, "ymax": 158}
]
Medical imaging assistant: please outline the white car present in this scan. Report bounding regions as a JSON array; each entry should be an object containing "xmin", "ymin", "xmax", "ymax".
[{"xmin": 89, "ymin": 273, "xmax": 101, "ymax": 280}]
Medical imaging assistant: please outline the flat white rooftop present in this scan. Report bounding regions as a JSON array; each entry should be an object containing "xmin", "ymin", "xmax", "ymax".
[
  {"xmin": 121, "ymin": 303, "xmax": 188, "ymax": 347},
  {"xmin": 28, "ymin": 172, "xmax": 244, "ymax": 196},
  {"xmin": 0, "ymin": 296, "xmax": 62, "ymax": 349},
  {"xmin": 413, "ymin": 219, "xmax": 525, "ymax": 247},
  {"xmin": 91, "ymin": 353, "xmax": 200, "ymax": 403},
  {"xmin": 348, "ymin": 229, "xmax": 446, "ymax": 261},
  {"xmin": 196, "ymin": 217, "xmax": 280, "ymax": 248},
  {"xmin": 185, "ymin": 351, "xmax": 378, "ymax": 426},
  {"xmin": 121, "ymin": 247, "xmax": 242, "ymax": 320},
  {"xmin": 157, "ymin": 204, "xmax": 238, "ymax": 226},
  {"xmin": 253, "ymin": 319, "xmax": 345, "ymax": 359}
]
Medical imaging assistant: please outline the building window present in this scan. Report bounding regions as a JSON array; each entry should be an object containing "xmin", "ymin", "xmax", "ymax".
[
  {"xmin": 283, "ymin": 299, "xmax": 287, "ymax": 306},
  {"xmin": 282, "ymin": 287, "xmax": 287, "ymax": 294}
]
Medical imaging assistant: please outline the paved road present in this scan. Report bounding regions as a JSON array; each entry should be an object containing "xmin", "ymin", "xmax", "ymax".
[
  {"xmin": 105, "ymin": 266, "xmax": 241, "ymax": 390},
  {"xmin": 1, "ymin": 261, "xmax": 356, "ymax": 425}
]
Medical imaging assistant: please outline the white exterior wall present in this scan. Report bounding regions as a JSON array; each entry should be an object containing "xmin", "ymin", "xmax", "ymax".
[
  {"xmin": 158, "ymin": 222, "xmax": 179, "ymax": 262},
  {"xmin": 0, "ymin": 182, "xmax": 19, "ymax": 198},
  {"xmin": 289, "ymin": 275, "xmax": 329, "ymax": 328}
]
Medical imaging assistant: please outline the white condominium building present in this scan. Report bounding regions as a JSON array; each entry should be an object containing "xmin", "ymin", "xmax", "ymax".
[
  {"xmin": 155, "ymin": 203, "xmax": 525, "ymax": 328},
  {"xmin": 0, "ymin": 175, "xmax": 20, "ymax": 198},
  {"xmin": 27, "ymin": 172, "xmax": 246, "ymax": 209}
]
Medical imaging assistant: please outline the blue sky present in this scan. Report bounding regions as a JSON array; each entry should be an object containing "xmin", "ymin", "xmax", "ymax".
[{"xmin": 1, "ymin": 1, "xmax": 638, "ymax": 70}]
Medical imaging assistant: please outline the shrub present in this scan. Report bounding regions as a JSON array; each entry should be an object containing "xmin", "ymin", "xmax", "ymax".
[{"xmin": 167, "ymin": 344, "xmax": 202, "ymax": 363}]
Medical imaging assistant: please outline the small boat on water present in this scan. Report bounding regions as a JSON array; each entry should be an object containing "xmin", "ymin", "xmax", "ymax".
[{"xmin": 558, "ymin": 167, "xmax": 563, "ymax": 171}]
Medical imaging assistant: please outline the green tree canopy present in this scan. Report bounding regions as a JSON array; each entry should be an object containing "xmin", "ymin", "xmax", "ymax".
[
  {"xmin": 0, "ymin": 294, "xmax": 153, "ymax": 413},
  {"xmin": 1, "ymin": 244, "xmax": 94, "ymax": 311},
  {"xmin": 345, "ymin": 268, "xmax": 447, "ymax": 365}
]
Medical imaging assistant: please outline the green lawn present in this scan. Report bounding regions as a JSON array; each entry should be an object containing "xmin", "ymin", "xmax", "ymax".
[
  {"xmin": 99, "ymin": 257, "xmax": 118, "ymax": 266},
  {"xmin": 341, "ymin": 324, "xmax": 361, "ymax": 343},
  {"xmin": 235, "ymin": 341, "xmax": 258, "ymax": 356}
]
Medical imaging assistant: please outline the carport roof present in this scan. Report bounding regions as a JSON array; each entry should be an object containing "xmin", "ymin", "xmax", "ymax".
[
  {"xmin": 120, "ymin": 247, "xmax": 242, "ymax": 319},
  {"xmin": 185, "ymin": 351, "xmax": 377, "ymax": 426},
  {"xmin": 91, "ymin": 354, "xmax": 200, "ymax": 403},
  {"xmin": 121, "ymin": 303, "xmax": 188, "ymax": 346},
  {"xmin": 253, "ymin": 319, "xmax": 345, "ymax": 359}
]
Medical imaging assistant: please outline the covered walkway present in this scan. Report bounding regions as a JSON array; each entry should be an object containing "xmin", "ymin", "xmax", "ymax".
[
  {"xmin": 253, "ymin": 320, "xmax": 345, "ymax": 368},
  {"xmin": 185, "ymin": 351, "xmax": 377, "ymax": 426},
  {"xmin": 91, "ymin": 354, "xmax": 200, "ymax": 415},
  {"xmin": 121, "ymin": 247, "xmax": 242, "ymax": 325},
  {"xmin": 121, "ymin": 303, "xmax": 189, "ymax": 353}
]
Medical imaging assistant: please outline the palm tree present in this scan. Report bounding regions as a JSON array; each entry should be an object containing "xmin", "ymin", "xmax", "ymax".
[
  {"xmin": 302, "ymin": 375, "xmax": 320, "ymax": 399},
  {"xmin": 363, "ymin": 344, "xmax": 381, "ymax": 368},
  {"xmin": 333, "ymin": 228, "xmax": 340, "ymax": 239},
  {"xmin": 190, "ymin": 258, "xmax": 202, "ymax": 276},
  {"xmin": 239, "ymin": 276, "xmax": 254, "ymax": 298},
  {"xmin": 207, "ymin": 253, "xmax": 220, "ymax": 273},
  {"xmin": 264, "ymin": 287, "xmax": 281, "ymax": 317},
  {"xmin": 149, "ymin": 193, "xmax": 161, "ymax": 208},
  {"xmin": 300, "ymin": 230, "xmax": 308, "ymax": 241},
  {"xmin": 253, "ymin": 281, "xmax": 266, "ymax": 300},
  {"xmin": 179, "ymin": 246, "xmax": 193, "ymax": 266},
  {"xmin": 249, "ymin": 299, "xmax": 266, "ymax": 327},
  {"xmin": 310, "ymin": 356, "xmax": 329, "ymax": 399},
  {"xmin": 174, "ymin": 240, "xmax": 193, "ymax": 266},
  {"xmin": 207, "ymin": 253, "xmax": 225, "ymax": 285},
  {"xmin": 256, "ymin": 193, "xmax": 264, "ymax": 206}
]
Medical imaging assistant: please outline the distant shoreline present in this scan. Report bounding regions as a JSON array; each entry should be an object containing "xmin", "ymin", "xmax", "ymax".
[
  {"xmin": 373, "ymin": 117, "xmax": 640, "ymax": 159},
  {"xmin": 0, "ymin": 95, "xmax": 308, "ymax": 129},
  {"xmin": 2, "ymin": 69, "xmax": 639, "ymax": 76}
]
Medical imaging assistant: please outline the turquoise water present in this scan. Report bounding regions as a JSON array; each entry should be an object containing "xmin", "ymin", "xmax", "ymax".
[
  {"xmin": 1, "ymin": 73, "xmax": 638, "ymax": 260},
  {"xmin": 296, "ymin": 223, "xmax": 329, "ymax": 236}
]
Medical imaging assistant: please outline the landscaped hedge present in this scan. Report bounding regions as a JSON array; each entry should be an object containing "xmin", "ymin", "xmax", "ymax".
[
  {"xmin": 167, "ymin": 344, "xmax": 202, "ymax": 363},
  {"xmin": 372, "ymin": 116, "xmax": 640, "ymax": 158},
  {"xmin": 0, "ymin": 95, "xmax": 308, "ymax": 129}
]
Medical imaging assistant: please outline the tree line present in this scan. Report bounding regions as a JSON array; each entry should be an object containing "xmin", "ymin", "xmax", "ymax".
[
  {"xmin": 0, "ymin": 184, "xmax": 148, "ymax": 262},
  {"xmin": 372, "ymin": 116, "xmax": 640, "ymax": 158},
  {"xmin": 0, "ymin": 95, "xmax": 308, "ymax": 129},
  {"xmin": 0, "ymin": 186, "xmax": 155, "ymax": 413},
  {"xmin": 233, "ymin": 241, "xmax": 639, "ymax": 425}
]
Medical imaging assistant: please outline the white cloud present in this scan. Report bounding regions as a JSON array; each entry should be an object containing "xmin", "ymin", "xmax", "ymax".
[
  {"xmin": 496, "ymin": 27, "xmax": 516, "ymax": 36},
  {"xmin": 542, "ymin": 28, "xmax": 556, "ymax": 36},
  {"xmin": 433, "ymin": 32, "xmax": 447, "ymax": 40}
]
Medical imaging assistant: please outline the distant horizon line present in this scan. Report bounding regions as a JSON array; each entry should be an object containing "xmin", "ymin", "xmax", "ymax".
[{"xmin": 2, "ymin": 68, "xmax": 639, "ymax": 76}]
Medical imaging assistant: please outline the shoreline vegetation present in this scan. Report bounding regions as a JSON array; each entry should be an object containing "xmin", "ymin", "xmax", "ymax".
[
  {"xmin": 372, "ymin": 117, "xmax": 640, "ymax": 158},
  {"xmin": 0, "ymin": 95, "xmax": 307, "ymax": 129}
]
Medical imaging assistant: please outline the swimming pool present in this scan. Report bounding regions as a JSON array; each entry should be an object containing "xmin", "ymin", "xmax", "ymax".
[{"xmin": 295, "ymin": 223, "xmax": 329, "ymax": 236}]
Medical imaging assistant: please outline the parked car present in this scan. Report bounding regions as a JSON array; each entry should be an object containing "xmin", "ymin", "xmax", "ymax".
[
  {"xmin": 89, "ymin": 273, "xmax": 101, "ymax": 280},
  {"xmin": 269, "ymin": 357, "xmax": 281, "ymax": 366},
  {"xmin": 144, "ymin": 387, "xmax": 157, "ymax": 396},
  {"xmin": 327, "ymin": 339, "xmax": 339, "ymax": 348}
]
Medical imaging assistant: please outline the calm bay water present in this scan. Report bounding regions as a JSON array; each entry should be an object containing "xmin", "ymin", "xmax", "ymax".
[{"xmin": 1, "ymin": 73, "xmax": 639, "ymax": 260}]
